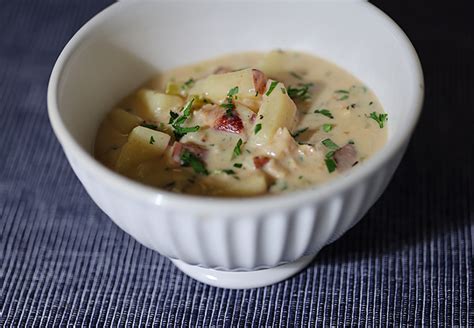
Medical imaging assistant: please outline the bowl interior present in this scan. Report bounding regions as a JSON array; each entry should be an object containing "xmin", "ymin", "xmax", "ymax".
[{"xmin": 55, "ymin": 0, "xmax": 422, "ymax": 169}]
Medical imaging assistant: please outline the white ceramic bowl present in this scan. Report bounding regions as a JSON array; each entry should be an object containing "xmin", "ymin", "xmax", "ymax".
[{"xmin": 48, "ymin": 0, "xmax": 423, "ymax": 289}]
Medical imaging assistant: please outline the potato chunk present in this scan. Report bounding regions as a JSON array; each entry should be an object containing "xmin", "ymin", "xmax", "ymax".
[
  {"xmin": 189, "ymin": 68, "xmax": 265, "ymax": 104},
  {"xmin": 133, "ymin": 89, "xmax": 183, "ymax": 122},
  {"xmin": 188, "ymin": 171, "xmax": 268, "ymax": 197},
  {"xmin": 248, "ymin": 80, "xmax": 297, "ymax": 146},
  {"xmin": 94, "ymin": 120, "xmax": 128, "ymax": 156},
  {"xmin": 116, "ymin": 126, "xmax": 170, "ymax": 175},
  {"xmin": 107, "ymin": 108, "xmax": 142, "ymax": 134}
]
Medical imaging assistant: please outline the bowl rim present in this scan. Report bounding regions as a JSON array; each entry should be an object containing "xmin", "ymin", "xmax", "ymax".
[{"xmin": 47, "ymin": 0, "xmax": 424, "ymax": 213}]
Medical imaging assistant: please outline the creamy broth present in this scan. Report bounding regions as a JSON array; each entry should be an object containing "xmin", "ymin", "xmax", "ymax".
[{"xmin": 95, "ymin": 51, "xmax": 387, "ymax": 197}]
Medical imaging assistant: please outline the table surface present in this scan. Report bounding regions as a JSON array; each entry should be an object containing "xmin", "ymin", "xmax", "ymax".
[{"xmin": 0, "ymin": 0, "xmax": 472, "ymax": 326}]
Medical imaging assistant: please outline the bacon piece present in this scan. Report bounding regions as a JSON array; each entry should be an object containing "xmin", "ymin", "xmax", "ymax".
[
  {"xmin": 253, "ymin": 156, "xmax": 270, "ymax": 169},
  {"xmin": 334, "ymin": 144, "xmax": 358, "ymax": 172},
  {"xmin": 214, "ymin": 113, "xmax": 244, "ymax": 134},
  {"xmin": 171, "ymin": 142, "xmax": 207, "ymax": 164},
  {"xmin": 252, "ymin": 69, "xmax": 267, "ymax": 95}
]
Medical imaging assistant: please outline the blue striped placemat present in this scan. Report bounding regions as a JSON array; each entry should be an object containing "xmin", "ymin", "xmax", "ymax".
[{"xmin": 0, "ymin": 0, "xmax": 472, "ymax": 326}]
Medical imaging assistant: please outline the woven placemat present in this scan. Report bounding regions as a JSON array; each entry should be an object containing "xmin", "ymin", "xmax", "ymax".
[{"xmin": 0, "ymin": 0, "xmax": 472, "ymax": 326}]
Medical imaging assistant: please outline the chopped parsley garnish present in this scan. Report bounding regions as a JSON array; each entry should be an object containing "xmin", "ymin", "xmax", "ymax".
[
  {"xmin": 149, "ymin": 136, "xmax": 155, "ymax": 144},
  {"xmin": 221, "ymin": 86, "xmax": 239, "ymax": 114},
  {"xmin": 141, "ymin": 123, "xmax": 158, "ymax": 130},
  {"xmin": 169, "ymin": 98, "xmax": 200, "ymax": 139},
  {"xmin": 181, "ymin": 78, "xmax": 195, "ymax": 90},
  {"xmin": 367, "ymin": 112, "xmax": 388, "ymax": 128},
  {"xmin": 325, "ymin": 158, "xmax": 337, "ymax": 173},
  {"xmin": 325, "ymin": 150, "xmax": 335, "ymax": 159},
  {"xmin": 314, "ymin": 109, "xmax": 334, "ymax": 119},
  {"xmin": 232, "ymin": 138, "xmax": 243, "ymax": 159},
  {"xmin": 281, "ymin": 87, "xmax": 286, "ymax": 94},
  {"xmin": 321, "ymin": 138, "xmax": 339, "ymax": 150},
  {"xmin": 291, "ymin": 127, "xmax": 308, "ymax": 138},
  {"xmin": 335, "ymin": 89, "xmax": 349, "ymax": 101},
  {"xmin": 369, "ymin": 101, "xmax": 374, "ymax": 106},
  {"xmin": 180, "ymin": 149, "xmax": 208, "ymax": 175},
  {"xmin": 323, "ymin": 124, "xmax": 333, "ymax": 132},
  {"xmin": 254, "ymin": 123, "xmax": 262, "ymax": 134},
  {"xmin": 348, "ymin": 139, "xmax": 355, "ymax": 145},
  {"xmin": 265, "ymin": 81, "xmax": 279, "ymax": 96},
  {"xmin": 220, "ymin": 103, "xmax": 235, "ymax": 110},
  {"xmin": 233, "ymin": 163, "xmax": 243, "ymax": 168},
  {"xmin": 227, "ymin": 86, "xmax": 239, "ymax": 98},
  {"xmin": 221, "ymin": 169, "xmax": 236, "ymax": 175},
  {"xmin": 290, "ymin": 71, "xmax": 303, "ymax": 80},
  {"xmin": 173, "ymin": 125, "xmax": 200, "ymax": 139},
  {"xmin": 168, "ymin": 111, "xmax": 179, "ymax": 124},
  {"xmin": 287, "ymin": 83, "xmax": 313, "ymax": 101}
]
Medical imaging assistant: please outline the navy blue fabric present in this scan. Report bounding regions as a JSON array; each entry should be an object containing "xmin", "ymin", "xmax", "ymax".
[{"xmin": 0, "ymin": 0, "xmax": 472, "ymax": 326}]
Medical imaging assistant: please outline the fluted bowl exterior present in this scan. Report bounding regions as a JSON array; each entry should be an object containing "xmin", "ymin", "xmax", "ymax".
[{"xmin": 48, "ymin": 0, "xmax": 423, "ymax": 271}]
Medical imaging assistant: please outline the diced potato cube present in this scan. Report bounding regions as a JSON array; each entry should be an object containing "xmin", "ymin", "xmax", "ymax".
[
  {"xmin": 94, "ymin": 120, "xmax": 128, "ymax": 156},
  {"xmin": 248, "ymin": 80, "xmax": 297, "ymax": 146},
  {"xmin": 189, "ymin": 68, "xmax": 259, "ymax": 103},
  {"xmin": 107, "ymin": 108, "xmax": 142, "ymax": 134},
  {"xmin": 116, "ymin": 126, "xmax": 170, "ymax": 175},
  {"xmin": 189, "ymin": 171, "xmax": 268, "ymax": 197},
  {"xmin": 97, "ymin": 148, "xmax": 121, "ymax": 169},
  {"xmin": 134, "ymin": 89, "xmax": 184, "ymax": 122},
  {"xmin": 235, "ymin": 104, "xmax": 257, "ymax": 135}
]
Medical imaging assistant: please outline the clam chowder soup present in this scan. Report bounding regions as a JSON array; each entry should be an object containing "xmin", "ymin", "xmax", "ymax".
[{"xmin": 95, "ymin": 51, "xmax": 387, "ymax": 197}]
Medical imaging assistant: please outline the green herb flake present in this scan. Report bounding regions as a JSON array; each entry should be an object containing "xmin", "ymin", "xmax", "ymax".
[
  {"xmin": 314, "ymin": 109, "xmax": 334, "ymax": 119},
  {"xmin": 321, "ymin": 138, "xmax": 339, "ymax": 150},
  {"xmin": 325, "ymin": 150, "xmax": 335, "ymax": 159},
  {"xmin": 170, "ymin": 98, "xmax": 200, "ymax": 139},
  {"xmin": 222, "ymin": 169, "xmax": 236, "ymax": 175},
  {"xmin": 233, "ymin": 163, "xmax": 243, "ymax": 168},
  {"xmin": 367, "ymin": 111, "xmax": 388, "ymax": 128},
  {"xmin": 348, "ymin": 139, "xmax": 355, "ymax": 145},
  {"xmin": 281, "ymin": 87, "xmax": 286, "ymax": 94},
  {"xmin": 220, "ymin": 87, "xmax": 239, "ymax": 115},
  {"xmin": 180, "ymin": 149, "xmax": 208, "ymax": 175},
  {"xmin": 149, "ymin": 136, "xmax": 155, "ymax": 145},
  {"xmin": 141, "ymin": 123, "xmax": 158, "ymax": 130},
  {"xmin": 287, "ymin": 83, "xmax": 313, "ymax": 101},
  {"xmin": 291, "ymin": 127, "xmax": 308, "ymax": 138},
  {"xmin": 323, "ymin": 123, "xmax": 333, "ymax": 132},
  {"xmin": 168, "ymin": 111, "xmax": 179, "ymax": 124},
  {"xmin": 220, "ymin": 102, "xmax": 235, "ymax": 110},
  {"xmin": 254, "ymin": 123, "xmax": 262, "ymax": 134},
  {"xmin": 232, "ymin": 138, "xmax": 243, "ymax": 159},
  {"xmin": 334, "ymin": 89, "xmax": 350, "ymax": 101},
  {"xmin": 338, "ymin": 95, "xmax": 349, "ymax": 101},
  {"xmin": 325, "ymin": 158, "xmax": 337, "ymax": 173},
  {"xmin": 265, "ymin": 81, "xmax": 279, "ymax": 96},
  {"xmin": 227, "ymin": 86, "xmax": 239, "ymax": 98},
  {"xmin": 181, "ymin": 78, "xmax": 195, "ymax": 90},
  {"xmin": 290, "ymin": 71, "xmax": 303, "ymax": 80}
]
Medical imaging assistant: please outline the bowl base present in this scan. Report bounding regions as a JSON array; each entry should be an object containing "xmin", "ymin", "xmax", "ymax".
[{"xmin": 171, "ymin": 254, "xmax": 316, "ymax": 289}]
